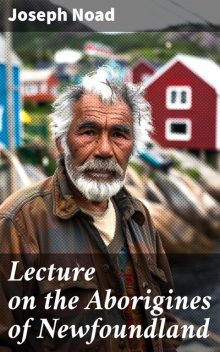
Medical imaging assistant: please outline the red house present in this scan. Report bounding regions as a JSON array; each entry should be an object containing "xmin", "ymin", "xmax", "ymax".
[
  {"xmin": 144, "ymin": 54, "xmax": 220, "ymax": 151},
  {"xmin": 21, "ymin": 68, "xmax": 59, "ymax": 104},
  {"xmin": 132, "ymin": 59, "xmax": 157, "ymax": 84}
]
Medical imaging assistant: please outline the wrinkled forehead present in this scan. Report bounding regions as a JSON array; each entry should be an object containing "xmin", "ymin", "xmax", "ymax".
[{"xmin": 73, "ymin": 93, "xmax": 133, "ymax": 124}]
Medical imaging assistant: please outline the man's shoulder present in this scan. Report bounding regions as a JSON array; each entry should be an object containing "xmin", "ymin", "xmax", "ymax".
[
  {"xmin": 118, "ymin": 186, "xmax": 154, "ymax": 226},
  {"xmin": 0, "ymin": 175, "xmax": 54, "ymax": 220},
  {"xmin": 122, "ymin": 186, "xmax": 152, "ymax": 215}
]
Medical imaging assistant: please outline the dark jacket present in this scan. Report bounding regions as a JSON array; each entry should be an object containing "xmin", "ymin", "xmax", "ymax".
[{"xmin": 0, "ymin": 162, "xmax": 182, "ymax": 351}]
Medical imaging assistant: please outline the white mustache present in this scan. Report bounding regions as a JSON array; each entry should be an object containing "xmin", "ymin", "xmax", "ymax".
[{"xmin": 74, "ymin": 159, "xmax": 124, "ymax": 178}]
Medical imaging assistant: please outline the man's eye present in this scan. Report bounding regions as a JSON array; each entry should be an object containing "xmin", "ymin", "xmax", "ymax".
[
  {"xmin": 112, "ymin": 132, "xmax": 126, "ymax": 138},
  {"xmin": 83, "ymin": 130, "xmax": 96, "ymax": 136}
]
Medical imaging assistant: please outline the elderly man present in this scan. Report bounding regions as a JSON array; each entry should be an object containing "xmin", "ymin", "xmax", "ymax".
[{"xmin": 0, "ymin": 68, "xmax": 181, "ymax": 351}]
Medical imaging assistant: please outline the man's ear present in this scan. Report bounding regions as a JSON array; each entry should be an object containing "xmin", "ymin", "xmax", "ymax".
[{"xmin": 56, "ymin": 138, "xmax": 64, "ymax": 157}]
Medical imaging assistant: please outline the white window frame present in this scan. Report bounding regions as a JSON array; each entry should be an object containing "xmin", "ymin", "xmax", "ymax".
[
  {"xmin": 166, "ymin": 118, "xmax": 192, "ymax": 141},
  {"xmin": 50, "ymin": 85, "xmax": 58, "ymax": 95},
  {"xmin": 166, "ymin": 86, "xmax": 192, "ymax": 110},
  {"xmin": 24, "ymin": 83, "xmax": 39, "ymax": 96},
  {"xmin": 41, "ymin": 82, "xmax": 48, "ymax": 93}
]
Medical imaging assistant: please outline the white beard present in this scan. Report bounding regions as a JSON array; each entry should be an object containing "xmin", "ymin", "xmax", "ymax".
[
  {"xmin": 63, "ymin": 145, "xmax": 125, "ymax": 202},
  {"xmin": 69, "ymin": 173, "xmax": 124, "ymax": 202}
]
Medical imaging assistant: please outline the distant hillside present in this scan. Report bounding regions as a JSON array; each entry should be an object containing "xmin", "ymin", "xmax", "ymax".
[
  {"xmin": 165, "ymin": 31, "xmax": 220, "ymax": 50},
  {"xmin": 10, "ymin": 31, "xmax": 220, "ymax": 67}
]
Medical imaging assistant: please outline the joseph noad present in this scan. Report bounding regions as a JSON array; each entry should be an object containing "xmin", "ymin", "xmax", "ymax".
[{"xmin": 8, "ymin": 7, "xmax": 115, "ymax": 24}]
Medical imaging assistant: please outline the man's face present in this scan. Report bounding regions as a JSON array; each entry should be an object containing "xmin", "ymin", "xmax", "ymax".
[{"xmin": 62, "ymin": 93, "xmax": 134, "ymax": 201}]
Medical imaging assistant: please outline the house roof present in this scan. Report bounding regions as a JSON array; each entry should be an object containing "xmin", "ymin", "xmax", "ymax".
[
  {"xmin": 132, "ymin": 59, "xmax": 156, "ymax": 71},
  {"xmin": 21, "ymin": 68, "xmax": 56, "ymax": 82},
  {"xmin": 144, "ymin": 54, "xmax": 220, "ymax": 95},
  {"xmin": 0, "ymin": 34, "xmax": 21, "ymax": 66}
]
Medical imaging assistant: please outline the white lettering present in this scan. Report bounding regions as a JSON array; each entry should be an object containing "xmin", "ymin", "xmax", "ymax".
[
  {"xmin": 201, "ymin": 296, "xmax": 212, "ymax": 310},
  {"xmin": 8, "ymin": 7, "xmax": 115, "ymax": 24},
  {"xmin": 8, "ymin": 8, "xmax": 17, "ymax": 21},
  {"xmin": 72, "ymin": 8, "xmax": 115, "ymax": 22},
  {"xmin": 18, "ymin": 11, "xmax": 28, "ymax": 21},
  {"xmin": 38, "ymin": 319, "xmax": 58, "ymax": 338},
  {"xmin": 85, "ymin": 318, "xmax": 102, "ymax": 345},
  {"xmin": 95, "ymin": 11, "xmax": 104, "ymax": 21},
  {"xmin": 28, "ymin": 11, "xmax": 36, "ymax": 22},
  {"xmin": 106, "ymin": 8, "xmax": 115, "ymax": 21},
  {"xmin": 8, "ymin": 261, "xmax": 22, "ymax": 281},
  {"xmin": 8, "ymin": 261, "xmax": 95, "ymax": 282},
  {"xmin": 196, "ymin": 318, "xmax": 210, "ymax": 338},
  {"xmin": 37, "ymin": 11, "xmax": 46, "ymax": 21},
  {"xmin": 38, "ymin": 319, "xmax": 91, "ymax": 339},
  {"xmin": 44, "ymin": 289, "xmax": 79, "ymax": 310},
  {"xmin": 85, "ymin": 11, "xmax": 94, "ymax": 21},
  {"xmin": 8, "ymin": 295, "xmax": 36, "ymax": 310},
  {"xmin": 84, "ymin": 290, "xmax": 102, "ymax": 310},
  {"xmin": 8, "ymin": 7, "xmax": 68, "ymax": 24},
  {"xmin": 72, "ymin": 9, "xmax": 83, "ymax": 21}
]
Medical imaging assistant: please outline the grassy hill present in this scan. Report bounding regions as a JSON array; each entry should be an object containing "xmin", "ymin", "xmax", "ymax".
[{"xmin": 12, "ymin": 31, "xmax": 220, "ymax": 67}]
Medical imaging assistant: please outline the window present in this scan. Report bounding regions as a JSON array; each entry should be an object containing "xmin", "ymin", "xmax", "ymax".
[
  {"xmin": 166, "ymin": 86, "xmax": 192, "ymax": 110},
  {"xmin": 41, "ymin": 83, "xmax": 48, "ymax": 93},
  {"xmin": 24, "ymin": 83, "xmax": 39, "ymax": 96},
  {"xmin": 166, "ymin": 118, "xmax": 192, "ymax": 141},
  {"xmin": 50, "ymin": 86, "xmax": 58, "ymax": 95}
]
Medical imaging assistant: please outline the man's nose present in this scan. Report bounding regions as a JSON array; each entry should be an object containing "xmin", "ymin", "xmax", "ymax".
[{"xmin": 94, "ymin": 133, "xmax": 114, "ymax": 158}]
